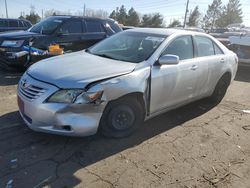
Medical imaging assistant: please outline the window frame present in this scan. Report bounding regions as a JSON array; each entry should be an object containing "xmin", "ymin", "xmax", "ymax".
[
  {"xmin": 193, "ymin": 35, "xmax": 224, "ymax": 58},
  {"xmin": 159, "ymin": 35, "xmax": 195, "ymax": 62}
]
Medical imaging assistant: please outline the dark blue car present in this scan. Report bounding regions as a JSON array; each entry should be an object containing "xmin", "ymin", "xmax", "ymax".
[{"xmin": 0, "ymin": 18, "xmax": 32, "ymax": 33}]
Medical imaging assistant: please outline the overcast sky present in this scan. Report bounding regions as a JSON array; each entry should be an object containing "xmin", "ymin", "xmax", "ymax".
[{"xmin": 1, "ymin": 0, "xmax": 250, "ymax": 26}]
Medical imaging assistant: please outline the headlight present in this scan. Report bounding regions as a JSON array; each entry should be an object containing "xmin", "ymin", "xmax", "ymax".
[
  {"xmin": 1, "ymin": 40, "xmax": 24, "ymax": 47},
  {"xmin": 47, "ymin": 89, "xmax": 103, "ymax": 104}
]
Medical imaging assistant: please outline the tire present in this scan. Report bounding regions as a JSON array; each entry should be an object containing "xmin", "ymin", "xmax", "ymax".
[
  {"xmin": 210, "ymin": 75, "xmax": 230, "ymax": 103},
  {"xmin": 99, "ymin": 97, "xmax": 144, "ymax": 138}
]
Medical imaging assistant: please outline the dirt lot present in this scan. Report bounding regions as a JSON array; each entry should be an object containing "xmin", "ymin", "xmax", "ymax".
[{"xmin": 0, "ymin": 65, "xmax": 249, "ymax": 188}]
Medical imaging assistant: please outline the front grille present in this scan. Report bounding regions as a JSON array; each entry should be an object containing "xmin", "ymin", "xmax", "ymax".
[{"xmin": 19, "ymin": 80, "xmax": 47, "ymax": 101}]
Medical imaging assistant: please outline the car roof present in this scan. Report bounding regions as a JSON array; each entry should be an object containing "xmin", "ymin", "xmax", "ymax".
[
  {"xmin": 0, "ymin": 18, "xmax": 30, "ymax": 22},
  {"xmin": 127, "ymin": 27, "xmax": 209, "ymax": 37},
  {"xmin": 50, "ymin": 15, "xmax": 112, "ymax": 22}
]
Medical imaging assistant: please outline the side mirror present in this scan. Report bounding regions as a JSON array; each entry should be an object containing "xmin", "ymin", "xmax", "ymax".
[{"xmin": 157, "ymin": 54, "xmax": 179, "ymax": 65}]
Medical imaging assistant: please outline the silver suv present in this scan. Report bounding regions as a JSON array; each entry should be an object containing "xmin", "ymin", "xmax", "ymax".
[{"xmin": 17, "ymin": 28, "xmax": 238, "ymax": 138}]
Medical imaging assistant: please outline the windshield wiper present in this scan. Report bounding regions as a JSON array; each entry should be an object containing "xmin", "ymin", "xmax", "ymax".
[{"xmin": 93, "ymin": 53, "xmax": 118, "ymax": 60}]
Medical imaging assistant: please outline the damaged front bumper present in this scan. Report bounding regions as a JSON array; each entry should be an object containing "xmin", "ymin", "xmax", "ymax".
[
  {"xmin": 0, "ymin": 47, "xmax": 29, "ymax": 67},
  {"xmin": 17, "ymin": 73, "xmax": 106, "ymax": 136}
]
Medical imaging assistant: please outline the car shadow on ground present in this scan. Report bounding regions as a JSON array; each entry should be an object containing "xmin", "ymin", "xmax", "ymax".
[
  {"xmin": 0, "ymin": 98, "xmax": 218, "ymax": 187},
  {"xmin": 235, "ymin": 65, "xmax": 250, "ymax": 83}
]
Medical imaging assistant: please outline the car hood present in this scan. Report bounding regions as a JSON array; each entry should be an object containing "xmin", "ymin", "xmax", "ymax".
[
  {"xmin": 27, "ymin": 51, "xmax": 136, "ymax": 88},
  {"xmin": 0, "ymin": 30, "xmax": 43, "ymax": 40}
]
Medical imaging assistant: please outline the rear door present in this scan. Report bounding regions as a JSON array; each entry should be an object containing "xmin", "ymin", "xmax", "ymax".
[
  {"xmin": 54, "ymin": 19, "xmax": 84, "ymax": 51},
  {"xmin": 150, "ymin": 35, "xmax": 200, "ymax": 113},
  {"xmin": 8, "ymin": 20, "xmax": 19, "ymax": 31},
  {"xmin": 193, "ymin": 35, "xmax": 224, "ymax": 96},
  {"xmin": 81, "ymin": 19, "xmax": 107, "ymax": 48}
]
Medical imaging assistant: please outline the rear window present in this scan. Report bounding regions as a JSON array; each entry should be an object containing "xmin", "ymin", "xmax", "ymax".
[
  {"xmin": 86, "ymin": 20, "xmax": 104, "ymax": 32},
  {"xmin": 0, "ymin": 20, "xmax": 8, "ymax": 27},
  {"xmin": 9, "ymin": 20, "xmax": 18, "ymax": 27}
]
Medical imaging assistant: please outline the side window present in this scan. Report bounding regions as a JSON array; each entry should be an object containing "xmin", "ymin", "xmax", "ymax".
[
  {"xmin": 18, "ymin": 20, "xmax": 24, "ymax": 27},
  {"xmin": 194, "ymin": 36, "xmax": 215, "ymax": 57},
  {"xmin": 213, "ymin": 43, "xmax": 224, "ymax": 55},
  {"xmin": 86, "ymin": 21, "xmax": 104, "ymax": 32},
  {"xmin": 22, "ymin": 21, "xmax": 27, "ymax": 27},
  {"xmin": 59, "ymin": 20, "xmax": 82, "ymax": 34},
  {"xmin": 9, "ymin": 20, "xmax": 18, "ymax": 27},
  {"xmin": 0, "ymin": 20, "xmax": 8, "ymax": 27},
  {"xmin": 162, "ymin": 36, "xmax": 194, "ymax": 60}
]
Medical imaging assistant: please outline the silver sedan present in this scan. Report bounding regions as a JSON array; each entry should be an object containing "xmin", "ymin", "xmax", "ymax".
[{"xmin": 17, "ymin": 28, "xmax": 238, "ymax": 138}]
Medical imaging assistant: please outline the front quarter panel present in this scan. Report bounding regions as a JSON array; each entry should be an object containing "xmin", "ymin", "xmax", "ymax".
[{"xmin": 88, "ymin": 65, "xmax": 151, "ymax": 110}]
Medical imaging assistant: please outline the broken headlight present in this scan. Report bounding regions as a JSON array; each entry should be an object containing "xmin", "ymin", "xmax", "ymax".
[{"xmin": 47, "ymin": 89, "xmax": 103, "ymax": 104}]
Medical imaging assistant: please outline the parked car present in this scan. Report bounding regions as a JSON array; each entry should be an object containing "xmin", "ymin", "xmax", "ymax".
[
  {"xmin": 0, "ymin": 16, "xmax": 122, "ymax": 69},
  {"xmin": 0, "ymin": 18, "xmax": 32, "ymax": 33},
  {"xmin": 17, "ymin": 28, "xmax": 238, "ymax": 138},
  {"xmin": 228, "ymin": 33, "xmax": 250, "ymax": 65}
]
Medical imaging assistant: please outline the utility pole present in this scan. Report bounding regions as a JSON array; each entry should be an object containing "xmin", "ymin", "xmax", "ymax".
[
  {"xmin": 83, "ymin": 4, "xmax": 86, "ymax": 16},
  {"xmin": 183, "ymin": 0, "xmax": 189, "ymax": 28},
  {"xmin": 41, "ymin": 9, "xmax": 44, "ymax": 19},
  {"xmin": 5, "ymin": 0, "xmax": 8, "ymax": 18}
]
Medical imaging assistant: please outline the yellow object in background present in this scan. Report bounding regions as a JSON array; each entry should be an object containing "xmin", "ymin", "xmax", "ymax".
[{"xmin": 48, "ymin": 44, "xmax": 63, "ymax": 55}]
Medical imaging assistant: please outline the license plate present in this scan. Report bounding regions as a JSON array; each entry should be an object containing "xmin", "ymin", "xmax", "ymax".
[{"xmin": 17, "ymin": 96, "xmax": 24, "ymax": 114}]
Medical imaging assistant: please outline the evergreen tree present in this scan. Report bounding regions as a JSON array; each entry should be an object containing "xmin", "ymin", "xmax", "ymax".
[
  {"xmin": 141, "ymin": 14, "xmax": 151, "ymax": 27},
  {"xmin": 203, "ymin": 0, "xmax": 223, "ymax": 29},
  {"xmin": 141, "ymin": 13, "xmax": 164, "ymax": 27},
  {"xmin": 216, "ymin": 0, "xmax": 243, "ymax": 27},
  {"xmin": 151, "ymin": 13, "xmax": 164, "ymax": 27},
  {"xmin": 109, "ymin": 10, "xmax": 117, "ymax": 20},
  {"xmin": 126, "ymin": 8, "xmax": 140, "ymax": 26},
  {"xmin": 187, "ymin": 6, "xmax": 201, "ymax": 27},
  {"xmin": 168, "ymin": 19, "xmax": 181, "ymax": 28},
  {"xmin": 117, "ymin": 5, "xmax": 127, "ymax": 25}
]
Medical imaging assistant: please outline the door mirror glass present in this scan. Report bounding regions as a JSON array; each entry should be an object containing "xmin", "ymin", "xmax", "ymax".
[{"xmin": 158, "ymin": 54, "xmax": 179, "ymax": 65}]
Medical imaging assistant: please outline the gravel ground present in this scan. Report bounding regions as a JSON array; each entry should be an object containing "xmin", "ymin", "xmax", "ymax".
[{"xmin": 0, "ymin": 65, "xmax": 249, "ymax": 188}]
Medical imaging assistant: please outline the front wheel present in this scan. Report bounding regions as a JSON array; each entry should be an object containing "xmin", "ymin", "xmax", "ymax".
[{"xmin": 99, "ymin": 97, "xmax": 144, "ymax": 138}]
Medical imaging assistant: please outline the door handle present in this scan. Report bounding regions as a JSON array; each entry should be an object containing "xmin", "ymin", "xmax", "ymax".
[
  {"xmin": 190, "ymin": 65, "xmax": 198, "ymax": 70},
  {"xmin": 220, "ymin": 58, "xmax": 225, "ymax": 63}
]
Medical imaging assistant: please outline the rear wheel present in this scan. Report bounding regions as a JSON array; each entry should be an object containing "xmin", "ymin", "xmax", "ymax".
[
  {"xmin": 210, "ymin": 74, "xmax": 231, "ymax": 103},
  {"xmin": 99, "ymin": 97, "xmax": 144, "ymax": 138}
]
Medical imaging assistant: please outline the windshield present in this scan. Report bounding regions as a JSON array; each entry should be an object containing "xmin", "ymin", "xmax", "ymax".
[
  {"xmin": 29, "ymin": 17, "xmax": 65, "ymax": 34},
  {"xmin": 88, "ymin": 31, "xmax": 167, "ymax": 63}
]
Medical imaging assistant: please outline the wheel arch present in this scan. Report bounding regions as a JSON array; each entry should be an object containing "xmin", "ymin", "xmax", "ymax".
[{"xmin": 107, "ymin": 92, "xmax": 147, "ymax": 118}]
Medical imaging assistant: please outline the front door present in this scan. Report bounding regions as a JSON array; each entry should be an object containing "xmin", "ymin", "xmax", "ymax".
[{"xmin": 150, "ymin": 35, "xmax": 199, "ymax": 114}]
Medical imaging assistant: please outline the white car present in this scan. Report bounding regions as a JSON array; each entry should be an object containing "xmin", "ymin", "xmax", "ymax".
[{"xmin": 17, "ymin": 28, "xmax": 238, "ymax": 138}]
